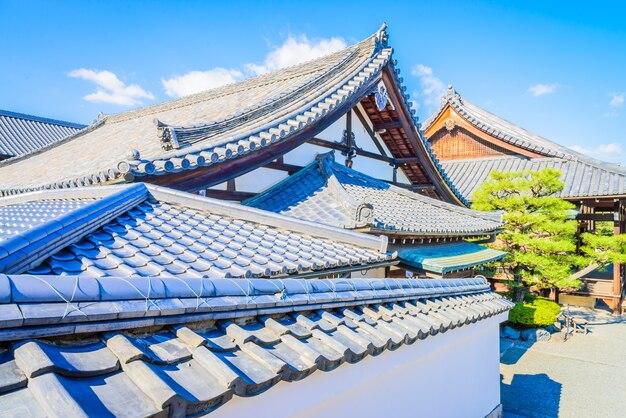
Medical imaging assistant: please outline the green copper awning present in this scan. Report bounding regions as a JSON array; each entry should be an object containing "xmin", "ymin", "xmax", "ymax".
[{"xmin": 397, "ymin": 241, "xmax": 506, "ymax": 274}]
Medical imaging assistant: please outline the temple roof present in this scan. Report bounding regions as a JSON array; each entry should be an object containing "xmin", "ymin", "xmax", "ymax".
[
  {"xmin": 0, "ymin": 274, "xmax": 512, "ymax": 416},
  {"xmin": 0, "ymin": 183, "xmax": 392, "ymax": 278},
  {"xmin": 423, "ymin": 86, "xmax": 626, "ymax": 200},
  {"xmin": 442, "ymin": 156, "xmax": 626, "ymax": 200},
  {"xmin": 244, "ymin": 152, "xmax": 502, "ymax": 236},
  {"xmin": 0, "ymin": 110, "xmax": 84, "ymax": 159},
  {"xmin": 0, "ymin": 25, "xmax": 466, "ymax": 206}
]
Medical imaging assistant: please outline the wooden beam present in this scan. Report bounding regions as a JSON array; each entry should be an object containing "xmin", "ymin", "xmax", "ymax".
[
  {"xmin": 308, "ymin": 137, "xmax": 395, "ymax": 163},
  {"xmin": 373, "ymin": 120, "xmax": 403, "ymax": 131},
  {"xmin": 226, "ymin": 178, "xmax": 236, "ymax": 192},
  {"xmin": 576, "ymin": 213, "xmax": 614, "ymax": 221},
  {"xmin": 353, "ymin": 105, "xmax": 389, "ymax": 157},
  {"xmin": 204, "ymin": 189, "xmax": 256, "ymax": 201},
  {"xmin": 264, "ymin": 160, "xmax": 304, "ymax": 174},
  {"xmin": 394, "ymin": 157, "xmax": 420, "ymax": 165},
  {"xmin": 381, "ymin": 68, "xmax": 461, "ymax": 205}
]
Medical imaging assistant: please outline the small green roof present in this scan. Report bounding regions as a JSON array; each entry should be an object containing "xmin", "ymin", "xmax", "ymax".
[{"xmin": 397, "ymin": 241, "xmax": 506, "ymax": 274}]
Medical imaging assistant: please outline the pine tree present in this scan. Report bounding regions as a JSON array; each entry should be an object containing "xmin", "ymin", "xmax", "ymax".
[{"xmin": 473, "ymin": 168, "xmax": 587, "ymax": 293}]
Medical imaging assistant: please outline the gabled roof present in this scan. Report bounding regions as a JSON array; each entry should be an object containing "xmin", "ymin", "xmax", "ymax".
[
  {"xmin": 0, "ymin": 109, "xmax": 84, "ymax": 158},
  {"xmin": 0, "ymin": 183, "xmax": 392, "ymax": 278},
  {"xmin": 442, "ymin": 156, "xmax": 626, "ymax": 200},
  {"xmin": 0, "ymin": 274, "xmax": 512, "ymax": 416},
  {"xmin": 0, "ymin": 25, "xmax": 466, "ymax": 207},
  {"xmin": 423, "ymin": 86, "xmax": 626, "ymax": 200},
  {"xmin": 0, "ymin": 26, "xmax": 391, "ymax": 193},
  {"xmin": 244, "ymin": 152, "xmax": 502, "ymax": 236}
]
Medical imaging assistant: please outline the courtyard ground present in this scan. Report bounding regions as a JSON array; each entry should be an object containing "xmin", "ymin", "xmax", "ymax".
[{"xmin": 500, "ymin": 308, "xmax": 626, "ymax": 418}]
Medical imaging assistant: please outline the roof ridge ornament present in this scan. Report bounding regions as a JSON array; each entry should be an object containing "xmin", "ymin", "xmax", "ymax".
[
  {"xmin": 445, "ymin": 84, "xmax": 457, "ymax": 101},
  {"xmin": 374, "ymin": 81, "xmax": 389, "ymax": 111},
  {"xmin": 373, "ymin": 23, "xmax": 388, "ymax": 55},
  {"xmin": 154, "ymin": 119, "xmax": 180, "ymax": 151}
]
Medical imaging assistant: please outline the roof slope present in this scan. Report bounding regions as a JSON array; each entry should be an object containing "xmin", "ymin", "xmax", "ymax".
[
  {"xmin": 0, "ymin": 26, "xmax": 392, "ymax": 194},
  {"xmin": 423, "ymin": 86, "xmax": 626, "ymax": 200},
  {"xmin": 0, "ymin": 183, "xmax": 392, "ymax": 278},
  {"xmin": 442, "ymin": 156, "xmax": 626, "ymax": 200},
  {"xmin": 0, "ymin": 110, "xmax": 84, "ymax": 158},
  {"xmin": 244, "ymin": 152, "xmax": 502, "ymax": 236},
  {"xmin": 0, "ymin": 275, "xmax": 512, "ymax": 416}
]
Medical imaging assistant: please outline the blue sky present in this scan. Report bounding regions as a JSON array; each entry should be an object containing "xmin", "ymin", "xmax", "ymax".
[{"xmin": 2, "ymin": 0, "xmax": 626, "ymax": 164}]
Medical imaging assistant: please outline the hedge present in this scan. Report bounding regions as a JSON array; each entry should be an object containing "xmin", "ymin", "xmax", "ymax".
[{"xmin": 508, "ymin": 295, "xmax": 560, "ymax": 327}]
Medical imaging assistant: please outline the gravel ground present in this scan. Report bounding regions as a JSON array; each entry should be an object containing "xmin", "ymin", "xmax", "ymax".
[{"xmin": 500, "ymin": 309, "xmax": 626, "ymax": 418}]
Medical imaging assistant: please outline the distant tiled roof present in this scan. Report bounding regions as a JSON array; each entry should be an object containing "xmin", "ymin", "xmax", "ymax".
[
  {"xmin": 442, "ymin": 156, "xmax": 626, "ymax": 199},
  {"xmin": 0, "ymin": 110, "xmax": 84, "ymax": 158},
  {"xmin": 0, "ymin": 26, "xmax": 395, "ymax": 194},
  {"xmin": 0, "ymin": 183, "xmax": 392, "ymax": 278},
  {"xmin": 245, "ymin": 152, "xmax": 502, "ymax": 236},
  {"xmin": 0, "ymin": 274, "xmax": 512, "ymax": 416},
  {"xmin": 423, "ymin": 86, "xmax": 626, "ymax": 200}
]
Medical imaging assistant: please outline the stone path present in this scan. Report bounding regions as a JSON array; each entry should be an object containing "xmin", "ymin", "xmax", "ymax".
[{"xmin": 500, "ymin": 309, "xmax": 626, "ymax": 418}]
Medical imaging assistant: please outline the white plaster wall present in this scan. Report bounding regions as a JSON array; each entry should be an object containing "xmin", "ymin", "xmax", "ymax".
[{"xmin": 211, "ymin": 312, "xmax": 507, "ymax": 418}]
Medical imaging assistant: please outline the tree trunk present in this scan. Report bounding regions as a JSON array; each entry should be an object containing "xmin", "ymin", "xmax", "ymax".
[{"xmin": 512, "ymin": 273, "xmax": 524, "ymax": 303}]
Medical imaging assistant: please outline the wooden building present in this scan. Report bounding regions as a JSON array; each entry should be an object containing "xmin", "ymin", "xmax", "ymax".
[
  {"xmin": 424, "ymin": 85, "xmax": 626, "ymax": 312},
  {"xmin": 0, "ymin": 26, "xmax": 516, "ymax": 417},
  {"xmin": 0, "ymin": 25, "xmax": 506, "ymax": 276}
]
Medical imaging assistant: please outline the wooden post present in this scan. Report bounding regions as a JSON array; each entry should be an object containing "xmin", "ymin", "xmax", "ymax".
[
  {"xmin": 345, "ymin": 110, "xmax": 354, "ymax": 168},
  {"xmin": 613, "ymin": 200, "xmax": 622, "ymax": 313}
]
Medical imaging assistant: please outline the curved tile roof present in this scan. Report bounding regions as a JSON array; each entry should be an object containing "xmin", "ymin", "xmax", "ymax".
[
  {"xmin": 442, "ymin": 156, "xmax": 626, "ymax": 200},
  {"xmin": 0, "ymin": 183, "xmax": 392, "ymax": 278},
  {"xmin": 0, "ymin": 110, "xmax": 84, "ymax": 159},
  {"xmin": 0, "ymin": 275, "xmax": 512, "ymax": 416},
  {"xmin": 0, "ymin": 26, "xmax": 393, "ymax": 195},
  {"xmin": 423, "ymin": 86, "xmax": 626, "ymax": 200},
  {"xmin": 244, "ymin": 152, "xmax": 502, "ymax": 236}
]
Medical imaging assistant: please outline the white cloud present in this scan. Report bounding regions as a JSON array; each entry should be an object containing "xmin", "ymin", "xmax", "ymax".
[
  {"xmin": 527, "ymin": 83, "xmax": 558, "ymax": 97},
  {"xmin": 68, "ymin": 69, "xmax": 154, "ymax": 106},
  {"xmin": 609, "ymin": 93, "xmax": 625, "ymax": 107},
  {"xmin": 570, "ymin": 142, "xmax": 624, "ymax": 162},
  {"xmin": 162, "ymin": 68, "xmax": 243, "ymax": 98},
  {"xmin": 245, "ymin": 35, "xmax": 346, "ymax": 75},
  {"xmin": 411, "ymin": 64, "xmax": 445, "ymax": 107},
  {"xmin": 160, "ymin": 34, "xmax": 346, "ymax": 98}
]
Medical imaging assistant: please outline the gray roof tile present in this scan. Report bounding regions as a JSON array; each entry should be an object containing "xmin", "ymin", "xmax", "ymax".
[
  {"xmin": 0, "ymin": 183, "xmax": 392, "ymax": 278},
  {"xmin": 0, "ymin": 110, "xmax": 84, "ymax": 159},
  {"xmin": 424, "ymin": 86, "xmax": 626, "ymax": 200},
  {"xmin": 0, "ymin": 26, "xmax": 393, "ymax": 195},
  {"xmin": 245, "ymin": 152, "xmax": 502, "ymax": 236},
  {"xmin": 0, "ymin": 275, "xmax": 512, "ymax": 416}
]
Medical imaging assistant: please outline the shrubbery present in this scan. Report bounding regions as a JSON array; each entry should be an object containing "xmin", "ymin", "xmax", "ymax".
[{"xmin": 508, "ymin": 295, "xmax": 560, "ymax": 327}]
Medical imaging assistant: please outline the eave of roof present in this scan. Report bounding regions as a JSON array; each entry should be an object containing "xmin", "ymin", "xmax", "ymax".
[
  {"xmin": 0, "ymin": 25, "xmax": 391, "ymax": 195},
  {"xmin": 0, "ymin": 183, "xmax": 393, "ymax": 278},
  {"xmin": 0, "ymin": 275, "xmax": 512, "ymax": 416},
  {"xmin": 423, "ymin": 86, "xmax": 626, "ymax": 200},
  {"xmin": 0, "ymin": 25, "xmax": 468, "ymax": 210},
  {"xmin": 244, "ymin": 152, "xmax": 502, "ymax": 236},
  {"xmin": 395, "ymin": 241, "xmax": 506, "ymax": 274}
]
